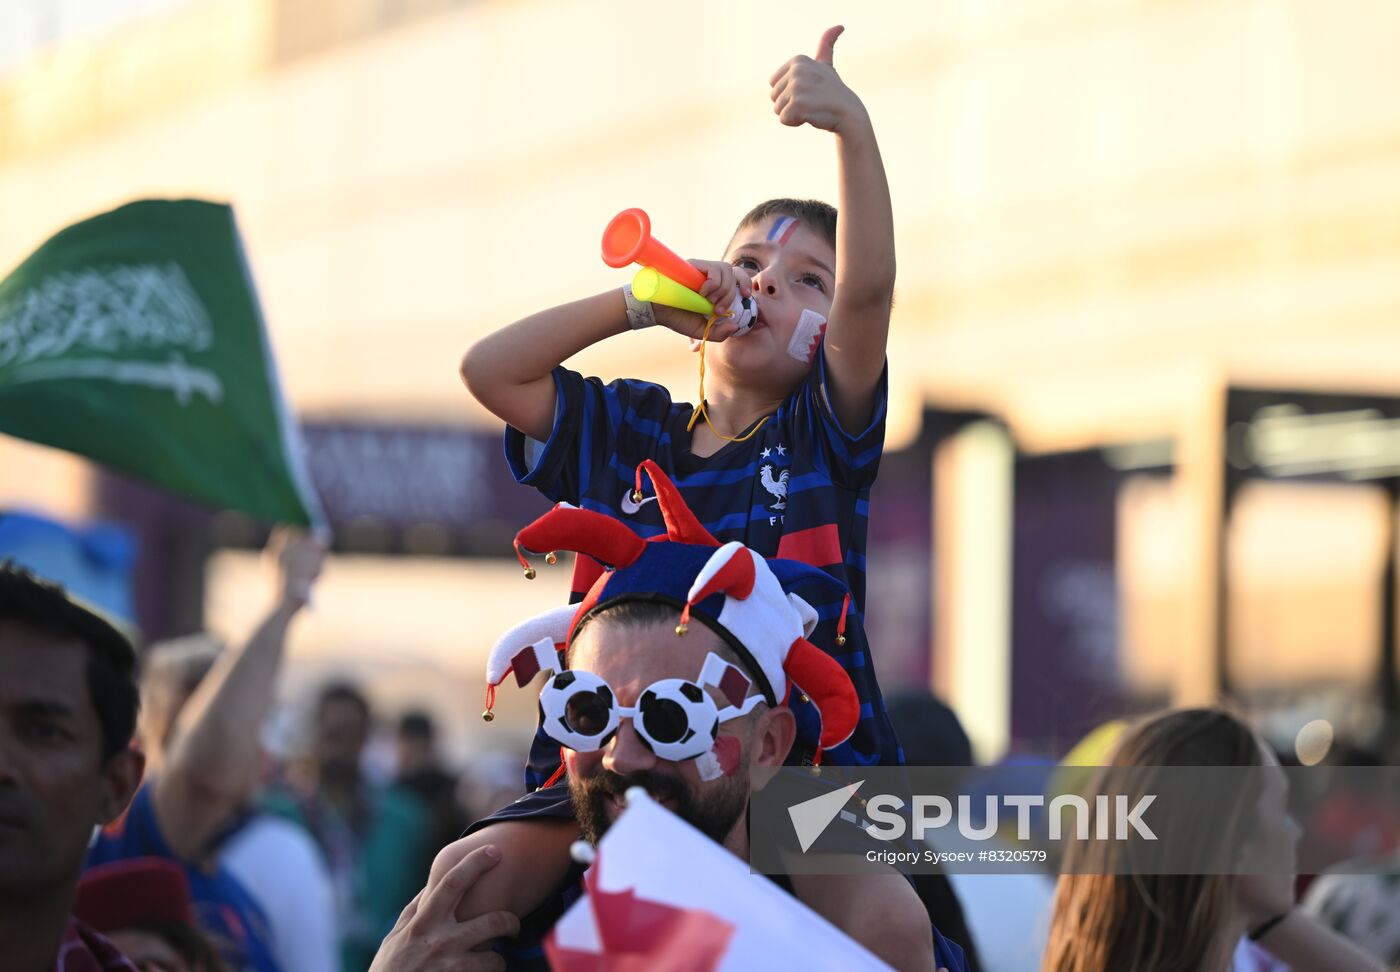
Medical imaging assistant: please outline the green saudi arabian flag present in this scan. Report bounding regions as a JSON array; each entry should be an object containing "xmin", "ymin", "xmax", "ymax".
[{"xmin": 0, "ymin": 199, "xmax": 325, "ymax": 529}]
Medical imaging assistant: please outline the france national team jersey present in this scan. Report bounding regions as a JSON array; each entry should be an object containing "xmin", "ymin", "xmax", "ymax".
[
  {"xmin": 503, "ymin": 343, "xmax": 904, "ymax": 786},
  {"xmin": 86, "ymin": 784, "xmax": 281, "ymax": 972}
]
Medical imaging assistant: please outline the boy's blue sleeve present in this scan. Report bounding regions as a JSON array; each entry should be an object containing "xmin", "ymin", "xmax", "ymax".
[
  {"xmin": 464, "ymin": 782, "xmax": 574, "ymax": 836},
  {"xmin": 793, "ymin": 343, "xmax": 889, "ymax": 490},
  {"xmin": 504, "ymin": 367, "xmax": 673, "ymax": 506}
]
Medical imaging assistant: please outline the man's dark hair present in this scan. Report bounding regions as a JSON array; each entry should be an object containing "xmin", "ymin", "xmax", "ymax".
[
  {"xmin": 398, "ymin": 709, "xmax": 435, "ymax": 741},
  {"xmin": 0, "ymin": 562, "xmax": 139, "ymax": 761},
  {"xmin": 578, "ymin": 598, "xmax": 681, "ymax": 632},
  {"xmin": 570, "ymin": 598, "xmax": 769, "ymax": 705},
  {"xmin": 317, "ymin": 680, "xmax": 370, "ymax": 721},
  {"xmin": 733, "ymin": 198, "xmax": 838, "ymax": 250}
]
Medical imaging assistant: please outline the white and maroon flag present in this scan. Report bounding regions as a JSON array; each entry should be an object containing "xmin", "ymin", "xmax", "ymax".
[{"xmin": 544, "ymin": 789, "xmax": 891, "ymax": 971}]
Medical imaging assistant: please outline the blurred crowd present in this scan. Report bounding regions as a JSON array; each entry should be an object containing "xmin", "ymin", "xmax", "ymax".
[
  {"xmin": 3, "ymin": 529, "xmax": 1398, "ymax": 972},
  {"xmin": 1, "ymin": 530, "xmax": 527, "ymax": 972}
]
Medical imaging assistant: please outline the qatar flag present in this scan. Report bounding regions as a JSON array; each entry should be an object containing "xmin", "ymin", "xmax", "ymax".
[{"xmin": 544, "ymin": 790, "xmax": 891, "ymax": 971}]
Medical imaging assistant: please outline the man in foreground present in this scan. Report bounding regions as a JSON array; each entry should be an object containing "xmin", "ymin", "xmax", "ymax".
[
  {"xmin": 0, "ymin": 563, "xmax": 144, "ymax": 971},
  {"xmin": 379, "ymin": 465, "xmax": 964, "ymax": 971}
]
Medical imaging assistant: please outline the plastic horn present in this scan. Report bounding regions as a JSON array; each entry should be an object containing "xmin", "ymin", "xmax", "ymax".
[
  {"xmin": 601, "ymin": 208, "xmax": 706, "ymax": 292},
  {"xmin": 632, "ymin": 267, "xmax": 714, "ymax": 316}
]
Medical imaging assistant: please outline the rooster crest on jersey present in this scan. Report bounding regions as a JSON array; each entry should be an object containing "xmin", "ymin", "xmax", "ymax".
[
  {"xmin": 759, "ymin": 464, "xmax": 789, "ymax": 511},
  {"xmin": 483, "ymin": 459, "xmax": 860, "ymax": 758}
]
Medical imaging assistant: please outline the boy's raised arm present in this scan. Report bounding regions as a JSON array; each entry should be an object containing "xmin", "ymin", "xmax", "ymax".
[{"xmin": 770, "ymin": 25, "xmax": 896, "ymax": 433}]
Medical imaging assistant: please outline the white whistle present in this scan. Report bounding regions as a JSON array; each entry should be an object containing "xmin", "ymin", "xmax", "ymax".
[{"xmin": 727, "ymin": 289, "xmax": 759, "ymax": 337}]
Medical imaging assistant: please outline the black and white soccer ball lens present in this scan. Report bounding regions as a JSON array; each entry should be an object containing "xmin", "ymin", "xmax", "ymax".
[
  {"xmin": 540, "ymin": 670, "xmax": 618, "ymax": 750},
  {"xmin": 540, "ymin": 670, "xmax": 720, "ymax": 758},
  {"xmin": 638, "ymin": 679, "xmax": 719, "ymax": 752}
]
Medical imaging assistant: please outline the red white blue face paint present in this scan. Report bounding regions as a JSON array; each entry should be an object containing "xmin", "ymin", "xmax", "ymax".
[
  {"xmin": 767, "ymin": 215, "xmax": 801, "ymax": 246},
  {"xmin": 786, "ymin": 308, "xmax": 828, "ymax": 365}
]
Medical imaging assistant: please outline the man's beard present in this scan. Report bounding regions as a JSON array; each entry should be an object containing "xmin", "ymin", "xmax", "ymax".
[{"xmin": 570, "ymin": 766, "xmax": 749, "ymax": 846}]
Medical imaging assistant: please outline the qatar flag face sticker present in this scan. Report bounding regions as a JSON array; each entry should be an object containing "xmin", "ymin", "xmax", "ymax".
[
  {"xmin": 694, "ymin": 735, "xmax": 743, "ymax": 782},
  {"xmin": 785, "ymin": 308, "xmax": 828, "ymax": 365}
]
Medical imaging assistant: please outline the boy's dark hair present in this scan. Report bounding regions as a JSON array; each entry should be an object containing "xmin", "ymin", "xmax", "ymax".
[
  {"xmin": 734, "ymin": 198, "xmax": 838, "ymax": 250},
  {"xmin": 0, "ymin": 562, "xmax": 140, "ymax": 761}
]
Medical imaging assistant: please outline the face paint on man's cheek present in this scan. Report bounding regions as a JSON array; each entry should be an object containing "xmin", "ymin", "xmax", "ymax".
[
  {"xmin": 695, "ymin": 750, "xmax": 723, "ymax": 782},
  {"xmin": 786, "ymin": 308, "xmax": 828, "ymax": 365},
  {"xmin": 695, "ymin": 735, "xmax": 743, "ymax": 782}
]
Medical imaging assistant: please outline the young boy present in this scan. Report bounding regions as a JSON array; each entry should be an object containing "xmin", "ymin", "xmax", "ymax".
[
  {"xmin": 462, "ymin": 25, "xmax": 899, "ymax": 778},
  {"xmin": 446, "ymin": 29, "xmax": 981, "ymax": 969}
]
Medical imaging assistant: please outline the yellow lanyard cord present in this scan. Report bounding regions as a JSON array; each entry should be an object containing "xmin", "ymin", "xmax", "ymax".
[{"xmin": 686, "ymin": 313, "xmax": 771, "ymax": 444}]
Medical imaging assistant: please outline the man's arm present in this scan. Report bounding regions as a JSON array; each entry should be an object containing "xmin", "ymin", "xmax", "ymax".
[
  {"xmin": 461, "ymin": 263, "xmax": 749, "ymax": 442},
  {"xmin": 371, "ymin": 845, "xmax": 521, "ymax": 972},
  {"xmin": 153, "ymin": 529, "xmax": 324, "ymax": 861},
  {"xmin": 770, "ymin": 25, "xmax": 896, "ymax": 433},
  {"xmin": 424, "ymin": 819, "xmax": 580, "ymax": 924},
  {"xmin": 790, "ymin": 866, "xmax": 935, "ymax": 971}
]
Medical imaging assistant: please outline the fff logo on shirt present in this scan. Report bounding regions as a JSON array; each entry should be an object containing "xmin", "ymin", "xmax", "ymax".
[{"xmin": 759, "ymin": 443, "xmax": 790, "ymax": 525}]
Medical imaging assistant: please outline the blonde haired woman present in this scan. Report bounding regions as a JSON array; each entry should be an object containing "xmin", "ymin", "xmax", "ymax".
[{"xmin": 1043, "ymin": 708, "xmax": 1385, "ymax": 972}]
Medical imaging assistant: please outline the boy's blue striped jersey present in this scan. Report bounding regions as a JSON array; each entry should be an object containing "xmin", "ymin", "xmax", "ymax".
[
  {"xmin": 507, "ymin": 343, "xmax": 882, "ymax": 609},
  {"xmin": 501, "ymin": 343, "xmax": 905, "ymax": 784}
]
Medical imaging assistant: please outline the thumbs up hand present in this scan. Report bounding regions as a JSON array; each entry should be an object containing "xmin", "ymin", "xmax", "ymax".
[{"xmin": 768, "ymin": 26, "xmax": 867, "ymax": 134}]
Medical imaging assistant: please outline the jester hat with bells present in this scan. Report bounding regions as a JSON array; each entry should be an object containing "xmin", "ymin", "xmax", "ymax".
[{"xmin": 483, "ymin": 460, "xmax": 861, "ymax": 766}]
